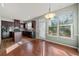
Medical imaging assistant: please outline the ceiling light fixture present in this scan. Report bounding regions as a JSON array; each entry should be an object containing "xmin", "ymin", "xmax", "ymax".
[{"xmin": 45, "ymin": 3, "xmax": 55, "ymax": 19}]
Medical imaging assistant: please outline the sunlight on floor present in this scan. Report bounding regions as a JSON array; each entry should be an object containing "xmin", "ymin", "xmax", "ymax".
[{"xmin": 6, "ymin": 41, "xmax": 23, "ymax": 54}]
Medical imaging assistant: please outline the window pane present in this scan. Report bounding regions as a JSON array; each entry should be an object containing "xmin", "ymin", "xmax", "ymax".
[
  {"xmin": 48, "ymin": 27, "xmax": 57, "ymax": 35},
  {"xmin": 48, "ymin": 16, "xmax": 58, "ymax": 35},
  {"xmin": 59, "ymin": 13, "xmax": 73, "ymax": 24},
  {"xmin": 25, "ymin": 22, "xmax": 32, "ymax": 30},
  {"xmin": 51, "ymin": 16, "xmax": 58, "ymax": 27},
  {"xmin": 59, "ymin": 26, "xmax": 71, "ymax": 37}
]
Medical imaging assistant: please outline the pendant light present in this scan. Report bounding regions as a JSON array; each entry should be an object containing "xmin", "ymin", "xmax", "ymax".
[{"xmin": 45, "ymin": 3, "xmax": 55, "ymax": 19}]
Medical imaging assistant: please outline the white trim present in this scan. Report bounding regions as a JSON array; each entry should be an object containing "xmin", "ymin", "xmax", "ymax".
[
  {"xmin": 59, "ymin": 36, "xmax": 72, "ymax": 39},
  {"xmin": 59, "ymin": 24, "xmax": 73, "ymax": 26},
  {"xmin": 45, "ymin": 39, "xmax": 77, "ymax": 49}
]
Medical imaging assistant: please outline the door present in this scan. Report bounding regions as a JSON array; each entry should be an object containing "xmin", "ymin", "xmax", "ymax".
[{"xmin": 39, "ymin": 21, "xmax": 46, "ymax": 39}]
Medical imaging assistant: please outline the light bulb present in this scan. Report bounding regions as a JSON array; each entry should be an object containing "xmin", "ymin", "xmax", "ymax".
[{"xmin": 45, "ymin": 13, "xmax": 55, "ymax": 19}]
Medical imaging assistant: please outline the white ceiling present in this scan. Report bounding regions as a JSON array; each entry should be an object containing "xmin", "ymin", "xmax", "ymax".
[{"xmin": 0, "ymin": 3, "xmax": 74, "ymax": 21}]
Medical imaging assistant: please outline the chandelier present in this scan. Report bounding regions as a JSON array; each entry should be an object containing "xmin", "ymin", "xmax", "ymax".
[{"xmin": 45, "ymin": 4, "xmax": 55, "ymax": 19}]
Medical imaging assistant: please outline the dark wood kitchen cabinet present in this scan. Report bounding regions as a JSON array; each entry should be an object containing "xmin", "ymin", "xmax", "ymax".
[{"xmin": 1, "ymin": 21, "xmax": 14, "ymax": 39}]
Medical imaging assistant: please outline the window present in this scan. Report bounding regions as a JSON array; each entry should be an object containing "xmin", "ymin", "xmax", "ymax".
[
  {"xmin": 27, "ymin": 22, "xmax": 32, "ymax": 30},
  {"xmin": 59, "ymin": 25, "xmax": 72, "ymax": 38},
  {"xmin": 48, "ymin": 12, "xmax": 73, "ymax": 39},
  {"xmin": 48, "ymin": 16, "xmax": 58, "ymax": 36},
  {"xmin": 25, "ymin": 22, "xmax": 32, "ymax": 30}
]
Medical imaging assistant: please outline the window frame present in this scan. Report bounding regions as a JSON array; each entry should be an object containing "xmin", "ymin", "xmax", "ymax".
[
  {"xmin": 48, "ymin": 15, "xmax": 74, "ymax": 40},
  {"xmin": 48, "ymin": 23, "xmax": 73, "ymax": 39},
  {"xmin": 58, "ymin": 24, "xmax": 73, "ymax": 39}
]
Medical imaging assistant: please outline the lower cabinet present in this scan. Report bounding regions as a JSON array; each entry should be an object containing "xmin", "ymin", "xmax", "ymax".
[
  {"xmin": 23, "ymin": 31, "xmax": 35, "ymax": 38},
  {"xmin": 14, "ymin": 32, "xmax": 22, "ymax": 43}
]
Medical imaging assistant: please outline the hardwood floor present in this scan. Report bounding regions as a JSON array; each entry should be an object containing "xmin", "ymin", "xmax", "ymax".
[
  {"xmin": 1, "ymin": 38, "xmax": 14, "ymax": 48},
  {"xmin": 45, "ymin": 41, "xmax": 78, "ymax": 56},
  {"xmin": 0, "ymin": 38, "xmax": 78, "ymax": 56},
  {"xmin": 6, "ymin": 39, "xmax": 78, "ymax": 56}
]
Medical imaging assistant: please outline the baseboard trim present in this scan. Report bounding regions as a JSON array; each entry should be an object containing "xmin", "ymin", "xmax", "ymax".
[{"xmin": 42, "ymin": 39, "xmax": 77, "ymax": 49}]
